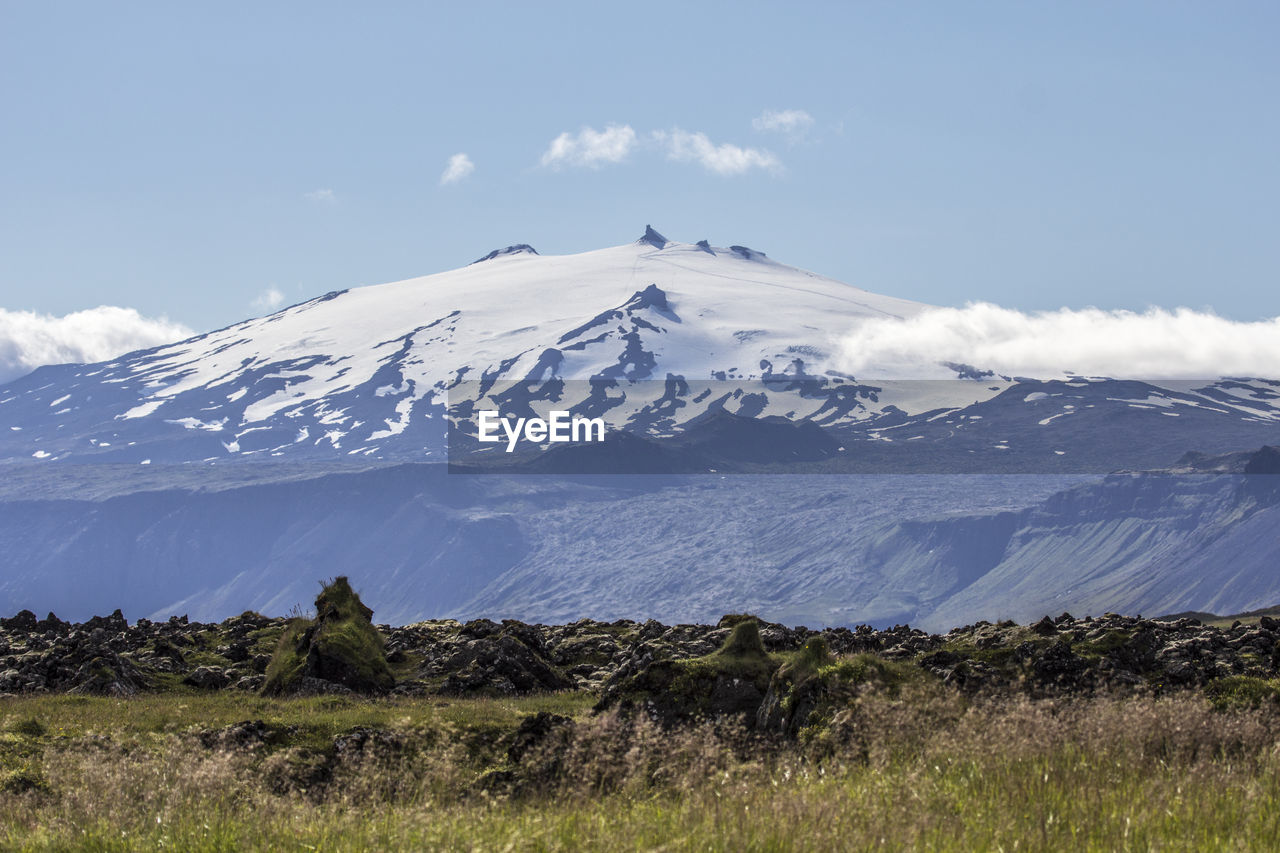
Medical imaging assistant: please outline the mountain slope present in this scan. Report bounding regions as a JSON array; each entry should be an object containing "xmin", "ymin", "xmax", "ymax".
[
  {"xmin": 2, "ymin": 456, "xmax": 1276, "ymax": 630},
  {"xmin": 0, "ymin": 464, "xmax": 1084, "ymax": 625},
  {"xmin": 0, "ymin": 229, "xmax": 927, "ymax": 463},
  {"xmin": 4, "ymin": 227, "xmax": 1278, "ymax": 471},
  {"xmin": 1, "ymin": 228, "xmax": 1278, "ymax": 629}
]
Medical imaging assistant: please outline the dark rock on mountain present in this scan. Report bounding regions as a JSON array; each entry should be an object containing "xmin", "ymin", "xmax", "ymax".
[
  {"xmin": 471, "ymin": 244, "xmax": 539, "ymax": 264},
  {"xmin": 675, "ymin": 410, "xmax": 842, "ymax": 464},
  {"xmin": 637, "ymin": 225, "xmax": 668, "ymax": 249}
]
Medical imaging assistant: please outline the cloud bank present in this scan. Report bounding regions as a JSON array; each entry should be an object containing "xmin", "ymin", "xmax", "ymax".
[
  {"xmin": 540, "ymin": 125, "xmax": 637, "ymax": 169},
  {"xmin": 836, "ymin": 303, "xmax": 1280, "ymax": 380},
  {"xmin": 653, "ymin": 129, "xmax": 780, "ymax": 175},
  {"xmin": 0, "ymin": 307, "xmax": 191, "ymax": 385},
  {"xmin": 440, "ymin": 152, "xmax": 474, "ymax": 185}
]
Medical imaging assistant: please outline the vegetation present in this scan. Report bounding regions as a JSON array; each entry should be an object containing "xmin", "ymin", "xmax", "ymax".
[
  {"xmin": 7, "ymin": 603, "xmax": 1280, "ymax": 848},
  {"xmin": 261, "ymin": 577, "xmax": 393, "ymax": 696},
  {"xmin": 6, "ymin": 687, "xmax": 1280, "ymax": 850},
  {"xmin": 260, "ymin": 618, "xmax": 311, "ymax": 695},
  {"xmin": 1204, "ymin": 675, "xmax": 1280, "ymax": 710},
  {"xmin": 598, "ymin": 617, "xmax": 781, "ymax": 723}
]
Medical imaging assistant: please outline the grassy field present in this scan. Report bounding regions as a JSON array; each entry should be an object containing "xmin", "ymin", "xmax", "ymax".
[{"xmin": 4, "ymin": 685, "xmax": 1280, "ymax": 851}]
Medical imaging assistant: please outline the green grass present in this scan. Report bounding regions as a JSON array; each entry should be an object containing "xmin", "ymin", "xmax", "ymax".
[
  {"xmin": 936, "ymin": 639, "xmax": 1021, "ymax": 670},
  {"xmin": 4, "ymin": 688, "xmax": 1280, "ymax": 850},
  {"xmin": 0, "ymin": 690, "xmax": 595, "ymax": 745},
  {"xmin": 1205, "ymin": 675, "xmax": 1280, "ymax": 710},
  {"xmin": 1074, "ymin": 628, "xmax": 1133, "ymax": 659},
  {"xmin": 816, "ymin": 651, "xmax": 926, "ymax": 694}
]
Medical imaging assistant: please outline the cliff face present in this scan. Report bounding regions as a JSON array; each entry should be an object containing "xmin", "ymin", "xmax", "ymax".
[
  {"xmin": 885, "ymin": 472, "xmax": 1279, "ymax": 631},
  {"xmin": 0, "ymin": 453, "xmax": 1276, "ymax": 632}
]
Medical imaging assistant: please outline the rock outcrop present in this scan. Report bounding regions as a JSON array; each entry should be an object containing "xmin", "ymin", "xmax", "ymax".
[
  {"xmin": 3, "ymin": 602, "xmax": 1280, "ymax": 716},
  {"xmin": 261, "ymin": 577, "xmax": 394, "ymax": 696}
]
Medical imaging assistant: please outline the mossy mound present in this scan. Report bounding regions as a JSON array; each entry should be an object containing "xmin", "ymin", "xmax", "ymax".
[
  {"xmin": 758, "ymin": 643, "xmax": 928, "ymax": 737},
  {"xmin": 596, "ymin": 617, "xmax": 781, "ymax": 725},
  {"xmin": 262, "ymin": 577, "xmax": 393, "ymax": 696},
  {"xmin": 718, "ymin": 619, "xmax": 769, "ymax": 659}
]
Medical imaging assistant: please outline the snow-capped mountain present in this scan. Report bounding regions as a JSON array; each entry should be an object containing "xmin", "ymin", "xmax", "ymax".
[
  {"xmin": 0, "ymin": 227, "xmax": 924, "ymax": 463},
  {"xmin": 3, "ymin": 226, "xmax": 1278, "ymax": 470},
  {"xmin": 2, "ymin": 227, "xmax": 1280, "ymax": 627}
]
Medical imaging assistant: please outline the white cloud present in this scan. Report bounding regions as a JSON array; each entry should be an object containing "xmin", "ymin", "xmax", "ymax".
[
  {"xmin": 440, "ymin": 152, "xmax": 475, "ymax": 185},
  {"xmin": 835, "ymin": 303, "xmax": 1280, "ymax": 380},
  {"xmin": 753, "ymin": 109, "xmax": 815, "ymax": 138},
  {"xmin": 304, "ymin": 188, "xmax": 336, "ymax": 204},
  {"xmin": 653, "ymin": 129, "xmax": 781, "ymax": 176},
  {"xmin": 540, "ymin": 125, "xmax": 636, "ymax": 169},
  {"xmin": 251, "ymin": 288, "xmax": 285, "ymax": 313},
  {"xmin": 0, "ymin": 306, "xmax": 192, "ymax": 385}
]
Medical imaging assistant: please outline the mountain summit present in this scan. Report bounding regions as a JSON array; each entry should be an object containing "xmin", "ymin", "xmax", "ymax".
[
  {"xmin": 637, "ymin": 224, "xmax": 669, "ymax": 249},
  {"xmin": 0, "ymin": 229, "xmax": 926, "ymax": 463}
]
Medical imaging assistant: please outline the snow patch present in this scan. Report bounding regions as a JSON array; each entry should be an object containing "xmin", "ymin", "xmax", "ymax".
[
  {"xmin": 166, "ymin": 417, "xmax": 228, "ymax": 432},
  {"xmin": 120, "ymin": 400, "xmax": 165, "ymax": 419}
]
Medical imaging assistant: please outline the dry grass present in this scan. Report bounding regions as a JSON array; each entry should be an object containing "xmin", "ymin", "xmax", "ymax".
[{"xmin": 4, "ymin": 688, "xmax": 1280, "ymax": 850}]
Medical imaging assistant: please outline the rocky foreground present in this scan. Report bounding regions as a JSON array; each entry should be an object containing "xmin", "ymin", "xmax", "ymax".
[{"xmin": 2, "ymin": 602, "xmax": 1277, "ymax": 706}]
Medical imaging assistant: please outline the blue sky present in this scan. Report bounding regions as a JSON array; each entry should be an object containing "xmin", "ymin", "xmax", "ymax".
[{"xmin": 2, "ymin": 1, "xmax": 1278, "ymax": 338}]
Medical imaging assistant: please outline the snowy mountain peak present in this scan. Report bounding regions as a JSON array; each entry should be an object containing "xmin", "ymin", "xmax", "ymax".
[
  {"xmin": 637, "ymin": 225, "xmax": 669, "ymax": 249},
  {"xmin": 0, "ymin": 230, "xmax": 939, "ymax": 463},
  {"xmin": 471, "ymin": 244, "xmax": 539, "ymax": 264},
  {"xmin": 15, "ymin": 228, "xmax": 1275, "ymax": 469}
]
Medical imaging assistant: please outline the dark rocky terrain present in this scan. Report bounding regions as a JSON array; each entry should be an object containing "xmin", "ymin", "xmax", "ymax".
[{"xmin": 3, "ymin": 604, "xmax": 1277, "ymax": 710}]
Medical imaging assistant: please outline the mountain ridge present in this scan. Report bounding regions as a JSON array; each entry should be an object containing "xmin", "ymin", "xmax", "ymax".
[{"xmin": 2, "ymin": 228, "xmax": 1277, "ymax": 468}]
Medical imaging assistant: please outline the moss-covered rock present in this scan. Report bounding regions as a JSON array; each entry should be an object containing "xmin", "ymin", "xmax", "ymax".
[
  {"xmin": 756, "ymin": 636, "xmax": 831, "ymax": 735},
  {"xmin": 596, "ymin": 617, "xmax": 780, "ymax": 725},
  {"xmin": 759, "ymin": 642, "xmax": 930, "ymax": 737},
  {"xmin": 261, "ymin": 577, "xmax": 393, "ymax": 696}
]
